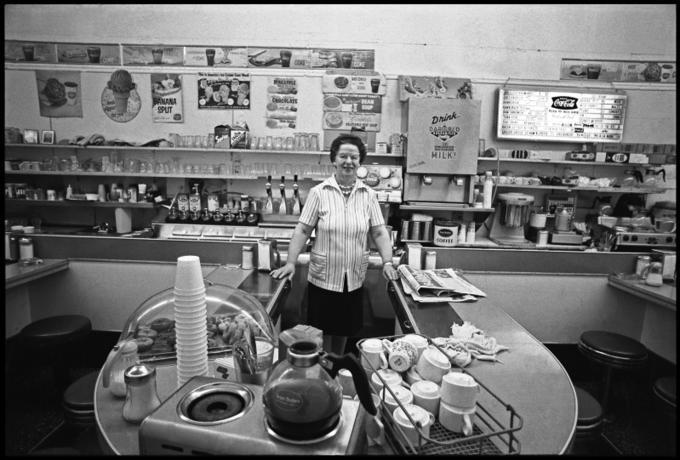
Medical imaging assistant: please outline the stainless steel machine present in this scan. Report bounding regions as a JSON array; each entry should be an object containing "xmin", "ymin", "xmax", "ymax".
[{"xmin": 401, "ymin": 98, "xmax": 481, "ymax": 205}]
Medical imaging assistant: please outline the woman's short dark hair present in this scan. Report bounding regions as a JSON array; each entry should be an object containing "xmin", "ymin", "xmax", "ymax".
[{"xmin": 329, "ymin": 134, "xmax": 367, "ymax": 163}]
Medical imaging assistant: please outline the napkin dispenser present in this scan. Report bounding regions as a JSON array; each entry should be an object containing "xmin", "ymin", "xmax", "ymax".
[{"xmin": 257, "ymin": 239, "xmax": 279, "ymax": 272}]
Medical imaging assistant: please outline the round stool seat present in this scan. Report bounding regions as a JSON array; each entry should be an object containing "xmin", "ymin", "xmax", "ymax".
[
  {"xmin": 578, "ymin": 331, "xmax": 648, "ymax": 368},
  {"xmin": 20, "ymin": 315, "xmax": 92, "ymax": 346},
  {"xmin": 653, "ymin": 377, "xmax": 676, "ymax": 408},
  {"xmin": 575, "ymin": 387, "xmax": 603, "ymax": 434},
  {"xmin": 63, "ymin": 371, "xmax": 98, "ymax": 412}
]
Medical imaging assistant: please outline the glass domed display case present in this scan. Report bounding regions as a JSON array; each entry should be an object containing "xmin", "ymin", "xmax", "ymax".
[{"xmin": 119, "ymin": 282, "xmax": 277, "ymax": 362}]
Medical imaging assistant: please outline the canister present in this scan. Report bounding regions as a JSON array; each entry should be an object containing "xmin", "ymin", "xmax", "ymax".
[
  {"xmin": 537, "ymin": 230, "xmax": 549, "ymax": 246},
  {"xmin": 635, "ymin": 255, "xmax": 651, "ymax": 278},
  {"xmin": 410, "ymin": 221, "xmax": 422, "ymax": 241},
  {"xmin": 400, "ymin": 220, "xmax": 410, "ymax": 241},
  {"xmin": 422, "ymin": 221, "xmax": 433, "ymax": 242},
  {"xmin": 433, "ymin": 220, "xmax": 459, "ymax": 247},
  {"xmin": 241, "ymin": 245, "xmax": 254, "ymax": 270},
  {"xmin": 19, "ymin": 237, "xmax": 34, "ymax": 261}
]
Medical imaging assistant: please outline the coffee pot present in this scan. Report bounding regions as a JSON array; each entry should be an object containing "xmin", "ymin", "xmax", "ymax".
[
  {"xmin": 262, "ymin": 340, "xmax": 377, "ymax": 442},
  {"xmin": 102, "ymin": 339, "xmax": 139, "ymax": 398}
]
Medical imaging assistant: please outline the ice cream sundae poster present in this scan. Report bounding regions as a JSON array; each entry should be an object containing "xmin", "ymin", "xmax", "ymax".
[
  {"xmin": 265, "ymin": 77, "xmax": 298, "ymax": 129},
  {"xmin": 197, "ymin": 73, "xmax": 251, "ymax": 110},
  {"xmin": 35, "ymin": 70, "xmax": 83, "ymax": 118},
  {"xmin": 151, "ymin": 73, "xmax": 183, "ymax": 123},
  {"xmin": 101, "ymin": 69, "xmax": 141, "ymax": 123}
]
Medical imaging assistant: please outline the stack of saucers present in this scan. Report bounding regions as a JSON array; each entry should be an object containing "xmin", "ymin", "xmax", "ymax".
[{"xmin": 174, "ymin": 255, "xmax": 209, "ymax": 387}]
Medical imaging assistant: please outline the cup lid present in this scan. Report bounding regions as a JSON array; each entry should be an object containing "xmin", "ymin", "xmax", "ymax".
[
  {"xmin": 411, "ymin": 380, "xmax": 440, "ymax": 398},
  {"xmin": 393, "ymin": 403, "xmax": 430, "ymax": 427}
]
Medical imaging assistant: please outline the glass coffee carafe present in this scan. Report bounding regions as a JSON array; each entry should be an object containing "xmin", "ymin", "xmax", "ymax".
[{"xmin": 262, "ymin": 341, "xmax": 376, "ymax": 442}]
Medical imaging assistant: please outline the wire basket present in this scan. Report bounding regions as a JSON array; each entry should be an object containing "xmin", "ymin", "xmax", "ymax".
[{"xmin": 357, "ymin": 334, "xmax": 523, "ymax": 455}]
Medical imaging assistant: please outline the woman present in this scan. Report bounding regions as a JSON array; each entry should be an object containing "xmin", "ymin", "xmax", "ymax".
[{"xmin": 271, "ymin": 134, "xmax": 399, "ymax": 354}]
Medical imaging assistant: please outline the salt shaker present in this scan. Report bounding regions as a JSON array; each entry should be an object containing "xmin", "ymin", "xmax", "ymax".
[{"xmin": 122, "ymin": 364, "xmax": 161, "ymax": 424}]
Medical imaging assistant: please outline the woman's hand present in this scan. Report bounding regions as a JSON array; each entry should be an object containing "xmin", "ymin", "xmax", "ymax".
[
  {"xmin": 270, "ymin": 262, "xmax": 295, "ymax": 280},
  {"xmin": 382, "ymin": 262, "xmax": 399, "ymax": 281}
]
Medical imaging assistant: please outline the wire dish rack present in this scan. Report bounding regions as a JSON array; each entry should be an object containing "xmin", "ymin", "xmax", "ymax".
[{"xmin": 357, "ymin": 334, "xmax": 523, "ymax": 455}]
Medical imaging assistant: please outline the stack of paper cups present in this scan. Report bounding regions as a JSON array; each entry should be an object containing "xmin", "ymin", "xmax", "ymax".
[{"xmin": 174, "ymin": 255, "xmax": 209, "ymax": 387}]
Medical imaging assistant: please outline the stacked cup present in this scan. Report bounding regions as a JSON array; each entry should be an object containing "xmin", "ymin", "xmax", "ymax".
[{"xmin": 174, "ymin": 255, "xmax": 209, "ymax": 387}]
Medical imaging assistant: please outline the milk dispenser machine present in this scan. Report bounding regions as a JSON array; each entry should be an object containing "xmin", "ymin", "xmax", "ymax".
[{"xmin": 402, "ymin": 98, "xmax": 481, "ymax": 205}]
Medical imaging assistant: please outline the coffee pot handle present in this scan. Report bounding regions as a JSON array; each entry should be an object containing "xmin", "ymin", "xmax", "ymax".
[{"xmin": 322, "ymin": 352, "xmax": 377, "ymax": 416}]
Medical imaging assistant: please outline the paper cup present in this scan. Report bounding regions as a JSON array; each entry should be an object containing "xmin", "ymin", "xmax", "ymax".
[{"xmin": 175, "ymin": 255, "xmax": 205, "ymax": 291}]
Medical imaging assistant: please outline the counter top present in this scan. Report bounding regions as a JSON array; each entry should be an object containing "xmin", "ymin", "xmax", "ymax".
[
  {"xmin": 607, "ymin": 273, "xmax": 676, "ymax": 311},
  {"xmin": 5, "ymin": 258, "xmax": 69, "ymax": 290},
  {"xmin": 385, "ymin": 278, "xmax": 577, "ymax": 455},
  {"xmin": 94, "ymin": 268, "xmax": 290, "ymax": 455}
]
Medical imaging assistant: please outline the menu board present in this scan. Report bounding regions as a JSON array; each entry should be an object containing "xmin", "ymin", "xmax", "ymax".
[{"xmin": 497, "ymin": 86, "xmax": 626, "ymax": 143}]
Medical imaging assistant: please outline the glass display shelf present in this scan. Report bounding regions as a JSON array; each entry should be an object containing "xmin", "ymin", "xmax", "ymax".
[
  {"xmin": 492, "ymin": 183, "xmax": 668, "ymax": 193},
  {"xmin": 477, "ymin": 157, "xmax": 649, "ymax": 167}
]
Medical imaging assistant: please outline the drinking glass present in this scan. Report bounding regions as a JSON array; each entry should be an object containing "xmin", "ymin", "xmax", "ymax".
[
  {"xmin": 285, "ymin": 137, "xmax": 295, "ymax": 150},
  {"xmin": 265, "ymin": 136, "xmax": 273, "ymax": 150},
  {"xmin": 274, "ymin": 137, "xmax": 283, "ymax": 150}
]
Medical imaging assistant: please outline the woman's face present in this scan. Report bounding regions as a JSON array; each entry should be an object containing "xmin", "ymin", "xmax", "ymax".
[{"xmin": 333, "ymin": 142, "xmax": 361, "ymax": 181}]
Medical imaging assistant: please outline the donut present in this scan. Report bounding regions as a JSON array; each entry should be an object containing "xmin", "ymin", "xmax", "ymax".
[
  {"xmin": 136, "ymin": 327, "xmax": 158, "ymax": 340},
  {"xmin": 149, "ymin": 317, "xmax": 173, "ymax": 332},
  {"xmin": 134, "ymin": 337, "xmax": 154, "ymax": 352}
]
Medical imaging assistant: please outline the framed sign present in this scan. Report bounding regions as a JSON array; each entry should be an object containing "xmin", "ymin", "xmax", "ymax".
[
  {"xmin": 497, "ymin": 86, "xmax": 626, "ymax": 143},
  {"xmin": 40, "ymin": 130, "xmax": 55, "ymax": 144}
]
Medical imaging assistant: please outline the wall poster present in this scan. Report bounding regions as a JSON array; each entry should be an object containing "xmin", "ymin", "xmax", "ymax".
[
  {"xmin": 198, "ymin": 72, "xmax": 251, "ymax": 109},
  {"xmin": 35, "ymin": 70, "xmax": 83, "ymax": 118},
  {"xmin": 151, "ymin": 73, "xmax": 183, "ymax": 123},
  {"xmin": 265, "ymin": 77, "xmax": 298, "ymax": 129}
]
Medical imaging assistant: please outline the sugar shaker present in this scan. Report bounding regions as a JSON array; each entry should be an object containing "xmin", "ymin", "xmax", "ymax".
[{"xmin": 122, "ymin": 363, "xmax": 161, "ymax": 424}]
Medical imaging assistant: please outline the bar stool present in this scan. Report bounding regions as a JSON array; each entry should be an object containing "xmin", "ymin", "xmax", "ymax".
[
  {"xmin": 568, "ymin": 386, "xmax": 604, "ymax": 455},
  {"xmin": 17, "ymin": 315, "xmax": 92, "ymax": 392},
  {"xmin": 577, "ymin": 330, "xmax": 648, "ymax": 418},
  {"xmin": 62, "ymin": 371, "xmax": 99, "ymax": 428},
  {"xmin": 652, "ymin": 376, "xmax": 676, "ymax": 455}
]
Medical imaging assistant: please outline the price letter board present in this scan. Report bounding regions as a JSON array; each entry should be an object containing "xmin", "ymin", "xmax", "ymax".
[{"xmin": 497, "ymin": 86, "xmax": 626, "ymax": 143}]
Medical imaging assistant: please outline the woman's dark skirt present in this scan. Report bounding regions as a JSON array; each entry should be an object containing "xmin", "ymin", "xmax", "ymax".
[{"xmin": 306, "ymin": 279, "xmax": 364, "ymax": 337}]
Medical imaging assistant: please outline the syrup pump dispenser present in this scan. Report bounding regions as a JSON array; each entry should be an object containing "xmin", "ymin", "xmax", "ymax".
[
  {"xmin": 292, "ymin": 174, "xmax": 302, "ymax": 215},
  {"xmin": 263, "ymin": 176, "xmax": 274, "ymax": 215},
  {"xmin": 278, "ymin": 176, "xmax": 288, "ymax": 215}
]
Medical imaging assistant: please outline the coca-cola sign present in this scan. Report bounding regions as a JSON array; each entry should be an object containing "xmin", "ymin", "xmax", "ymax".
[{"xmin": 551, "ymin": 96, "xmax": 578, "ymax": 110}]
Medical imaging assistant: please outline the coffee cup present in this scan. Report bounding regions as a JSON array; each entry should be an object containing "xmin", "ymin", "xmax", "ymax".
[
  {"xmin": 439, "ymin": 400, "xmax": 475, "ymax": 436},
  {"xmin": 587, "ymin": 64, "xmax": 602, "ymax": 80},
  {"xmin": 410, "ymin": 380, "xmax": 440, "ymax": 416},
  {"xmin": 404, "ymin": 367, "xmax": 424, "ymax": 386},
  {"xmin": 415, "ymin": 346, "xmax": 451, "ymax": 384},
  {"xmin": 360, "ymin": 338, "xmax": 387, "ymax": 371},
  {"xmin": 370, "ymin": 368, "xmax": 402, "ymax": 394},
  {"xmin": 440, "ymin": 372, "xmax": 480, "ymax": 409},
  {"xmin": 380, "ymin": 384, "xmax": 413, "ymax": 415},
  {"xmin": 654, "ymin": 218, "xmax": 676, "ymax": 233},
  {"xmin": 393, "ymin": 403, "xmax": 435, "ymax": 446},
  {"xmin": 87, "ymin": 46, "xmax": 101, "ymax": 63},
  {"xmin": 64, "ymin": 82, "xmax": 78, "ymax": 106},
  {"xmin": 370, "ymin": 78, "xmax": 381, "ymax": 93},
  {"xmin": 382, "ymin": 338, "xmax": 418, "ymax": 373},
  {"xmin": 365, "ymin": 393, "xmax": 385, "ymax": 446},
  {"xmin": 338, "ymin": 368, "xmax": 356, "ymax": 398},
  {"xmin": 400, "ymin": 334, "xmax": 428, "ymax": 359}
]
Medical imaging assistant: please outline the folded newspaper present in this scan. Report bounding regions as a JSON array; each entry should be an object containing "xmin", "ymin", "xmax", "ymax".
[{"xmin": 397, "ymin": 265, "xmax": 486, "ymax": 302}]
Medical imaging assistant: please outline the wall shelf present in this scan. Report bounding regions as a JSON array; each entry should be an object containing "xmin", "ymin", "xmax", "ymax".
[
  {"xmin": 5, "ymin": 199, "xmax": 155, "ymax": 208},
  {"xmin": 493, "ymin": 183, "xmax": 668, "ymax": 193},
  {"xmin": 4, "ymin": 143, "xmax": 402, "ymax": 158},
  {"xmin": 400, "ymin": 203, "xmax": 495, "ymax": 212},
  {"xmin": 477, "ymin": 157, "xmax": 650, "ymax": 167}
]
